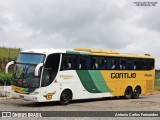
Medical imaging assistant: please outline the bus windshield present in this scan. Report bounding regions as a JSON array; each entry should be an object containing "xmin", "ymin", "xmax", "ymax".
[
  {"xmin": 17, "ymin": 53, "xmax": 45, "ymax": 64},
  {"xmin": 13, "ymin": 64, "xmax": 40, "ymax": 88},
  {"xmin": 13, "ymin": 53, "xmax": 45, "ymax": 88}
]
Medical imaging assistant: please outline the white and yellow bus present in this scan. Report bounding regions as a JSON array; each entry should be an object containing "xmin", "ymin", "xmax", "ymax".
[{"xmin": 6, "ymin": 48, "xmax": 155, "ymax": 105}]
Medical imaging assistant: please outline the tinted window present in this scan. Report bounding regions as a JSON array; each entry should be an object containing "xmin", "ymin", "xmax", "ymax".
[
  {"xmin": 60, "ymin": 54, "xmax": 154, "ymax": 71},
  {"xmin": 17, "ymin": 53, "xmax": 45, "ymax": 64}
]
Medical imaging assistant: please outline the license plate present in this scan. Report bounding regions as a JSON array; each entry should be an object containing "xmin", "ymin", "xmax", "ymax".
[{"xmin": 19, "ymin": 95, "xmax": 24, "ymax": 99}]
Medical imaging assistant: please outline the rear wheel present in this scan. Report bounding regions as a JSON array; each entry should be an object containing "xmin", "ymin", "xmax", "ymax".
[
  {"xmin": 59, "ymin": 90, "xmax": 71, "ymax": 105},
  {"xmin": 124, "ymin": 87, "xmax": 132, "ymax": 99},
  {"xmin": 132, "ymin": 86, "xmax": 140, "ymax": 99}
]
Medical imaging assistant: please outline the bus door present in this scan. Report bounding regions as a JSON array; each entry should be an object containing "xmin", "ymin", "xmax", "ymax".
[
  {"xmin": 41, "ymin": 68, "xmax": 52, "ymax": 87},
  {"xmin": 41, "ymin": 53, "xmax": 60, "ymax": 87}
]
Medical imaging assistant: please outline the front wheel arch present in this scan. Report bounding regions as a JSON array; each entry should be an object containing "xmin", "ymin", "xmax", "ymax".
[{"xmin": 59, "ymin": 89, "xmax": 73, "ymax": 105}]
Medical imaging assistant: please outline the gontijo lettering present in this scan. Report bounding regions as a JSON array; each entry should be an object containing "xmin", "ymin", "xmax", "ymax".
[{"xmin": 111, "ymin": 73, "xmax": 136, "ymax": 79}]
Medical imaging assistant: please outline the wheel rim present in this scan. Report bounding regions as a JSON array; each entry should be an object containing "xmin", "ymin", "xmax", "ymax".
[
  {"xmin": 61, "ymin": 93, "xmax": 69, "ymax": 103},
  {"xmin": 134, "ymin": 88, "xmax": 140, "ymax": 97},
  {"xmin": 126, "ymin": 89, "xmax": 131, "ymax": 96},
  {"xmin": 125, "ymin": 88, "xmax": 132, "ymax": 98}
]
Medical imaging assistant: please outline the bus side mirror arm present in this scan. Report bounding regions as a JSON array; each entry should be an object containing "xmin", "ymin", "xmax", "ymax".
[
  {"xmin": 5, "ymin": 61, "xmax": 15, "ymax": 74},
  {"xmin": 35, "ymin": 63, "xmax": 44, "ymax": 76}
]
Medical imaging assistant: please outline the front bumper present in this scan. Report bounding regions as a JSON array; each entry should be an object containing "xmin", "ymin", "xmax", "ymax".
[{"xmin": 11, "ymin": 91, "xmax": 39, "ymax": 102}]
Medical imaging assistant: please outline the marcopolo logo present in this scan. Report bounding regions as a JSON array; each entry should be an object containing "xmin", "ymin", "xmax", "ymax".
[
  {"xmin": 111, "ymin": 73, "xmax": 136, "ymax": 79},
  {"xmin": 60, "ymin": 75, "xmax": 74, "ymax": 80}
]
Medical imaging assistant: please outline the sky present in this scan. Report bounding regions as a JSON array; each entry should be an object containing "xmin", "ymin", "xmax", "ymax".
[{"xmin": 0, "ymin": 0, "xmax": 160, "ymax": 68}]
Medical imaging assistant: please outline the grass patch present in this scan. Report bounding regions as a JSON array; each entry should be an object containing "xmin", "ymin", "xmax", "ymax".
[
  {"xmin": 154, "ymin": 79, "xmax": 160, "ymax": 91},
  {"xmin": 0, "ymin": 47, "xmax": 20, "ymax": 61},
  {"xmin": 0, "ymin": 72, "xmax": 13, "ymax": 85}
]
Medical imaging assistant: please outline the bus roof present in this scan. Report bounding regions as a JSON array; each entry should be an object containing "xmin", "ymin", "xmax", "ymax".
[
  {"xmin": 21, "ymin": 48, "xmax": 154, "ymax": 59},
  {"xmin": 21, "ymin": 48, "xmax": 67, "ymax": 54},
  {"xmin": 73, "ymin": 48, "xmax": 154, "ymax": 59}
]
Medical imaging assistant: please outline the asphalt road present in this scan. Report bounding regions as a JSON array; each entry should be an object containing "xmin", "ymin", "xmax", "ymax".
[{"xmin": 0, "ymin": 91, "xmax": 160, "ymax": 120}]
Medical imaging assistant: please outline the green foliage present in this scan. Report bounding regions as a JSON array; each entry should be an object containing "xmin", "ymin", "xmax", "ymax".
[
  {"xmin": 0, "ymin": 46, "xmax": 21, "ymax": 72},
  {"xmin": 0, "ymin": 46, "xmax": 20, "ymax": 61},
  {"xmin": 0, "ymin": 73, "xmax": 13, "ymax": 86},
  {"xmin": 0, "ymin": 46, "xmax": 20, "ymax": 85},
  {"xmin": 154, "ymin": 79, "xmax": 160, "ymax": 91},
  {"xmin": 155, "ymin": 71, "xmax": 160, "ymax": 91}
]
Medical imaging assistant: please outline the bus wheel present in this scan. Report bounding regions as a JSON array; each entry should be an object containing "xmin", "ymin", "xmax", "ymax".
[
  {"xmin": 59, "ymin": 90, "xmax": 71, "ymax": 105},
  {"xmin": 124, "ymin": 87, "xmax": 132, "ymax": 99},
  {"xmin": 132, "ymin": 86, "xmax": 140, "ymax": 99}
]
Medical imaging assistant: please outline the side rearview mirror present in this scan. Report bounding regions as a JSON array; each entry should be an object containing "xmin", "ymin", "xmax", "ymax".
[
  {"xmin": 5, "ymin": 61, "xmax": 15, "ymax": 74},
  {"xmin": 35, "ymin": 63, "xmax": 44, "ymax": 76}
]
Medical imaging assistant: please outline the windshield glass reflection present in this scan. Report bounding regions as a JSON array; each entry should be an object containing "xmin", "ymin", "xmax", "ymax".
[{"xmin": 13, "ymin": 64, "xmax": 40, "ymax": 88}]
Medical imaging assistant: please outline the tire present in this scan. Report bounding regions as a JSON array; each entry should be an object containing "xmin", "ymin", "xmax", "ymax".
[
  {"xmin": 124, "ymin": 87, "xmax": 132, "ymax": 99},
  {"xmin": 132, "ymin": 87, "xmax": 140, "ymax": 99},
  {"xmin": 59, "ymin": 90, "xmax": 71, "ymax": 105}
]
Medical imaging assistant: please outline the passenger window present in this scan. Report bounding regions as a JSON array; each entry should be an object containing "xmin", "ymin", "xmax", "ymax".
[
  {"xmin": 92, "ymin": 57, "xmax": 99, "ymax": 69},
  {"xmin": 71, "ymin": 55, "xmax": 77, "ymax": 69},
  {"xmin": 147, "ymin": 59, "xmax": 154, "ymax": 70},
  {"xmin": 133, "ymin": 59, "xmax": 141, "ymax": 70},
  {"xmin": 119, "ymin": 58, "xmax": 126, "ymax": 70},
  {"xmin": 99, "ymin": 57, "xmax": 107, "ymax": 70},
  {"xmin": 127, "ymin": 59, "xmax": 132, "ymax": 70},
  {"xmin": 60, "ymin": 54, "xmax": 154, "ymax": 71},
  {"xmin": 63, "ymin": 55, "xmax": 71, "ymax": 69},
  {"xmin": 86, "ymin": 56, "xmax": 92, "ymax": 69},
  {"xmin": 141, "ymin": 59, "xmax": 147, "ymax": 70},
  {"xmin": 78, "ymin": 56, "xmax": 87, "ymax": 70},
  {"xmin": 106, "ymin": 57, "xmax": 112, "ymax": 70},
  {"xmin": 111, "ymin": 58, "xmax": 118, "ymax": 70},
  {"xmin": 61, "ymin": 54, "xmax": 72, "ymax": 70}
]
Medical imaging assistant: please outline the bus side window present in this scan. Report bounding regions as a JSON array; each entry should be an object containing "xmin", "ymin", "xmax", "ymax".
[
  {"xmin": 107, "ymin": 57, "xmax": 112, "ymax": 70},
  {"xmin": 134, "ymin": 59, "xmax": 140, "ymax": 70},
  {"xmin": 126, "ymin": 59, "xmax": 137, "ymax": 70},
  {"xmin": 62, "ymin": 55, "xmax": 66, "ymax": 70},
  {"xmin": 151, "ymin": 59, "xmax": 154, "ymax": 69},
  {"xmin": 99, "ymin": 57, "xmax": 107, "ymax": 70},
  {"xmin": 111, "ymin": 58, "xmax": 118, "ymax": 70},
  {"xmin": 141, "ymin": 59, "xmax": 147, "ymax": 70},
  {"xmin": 111, "ymin": 59, "xmax": 115, "ymax": 69},
  {"xmin": 134, "ymin": 65, "xmax": 137, "ymax": 70},
  {"xmin": 66, "ymin": 57, "xmax": 70, "ymax": 69},
  {"xmin": 92, "ymin": 56, "xmax": 98, "ymax": 70},
  {"xmin": 71, "ymin": 55, "xmax": 77, "ymax": 69},
  {"xmin": 126, "ymin": 59, "xmax": 132, "ymax": 70},
  {"xmin": 147, "ymin": 59, "xmax": 154, "ymax": 70},
  {"xmin": 119, "ymin": 58, "xmax": 126, "ymax": 70},
  {"xmin": 78, "ymin": 56, "xmax": 87, "ymax": 70},
  {"xmin": 82, "ymin": 57, "xmax": 86, "ymax": 70},
  {"xmin": 62, "ymin": 55, "xmax": 71, "ymax": 70},
  {"xmin": 86, "ymin": 56, "xmax": 92, "ymax": 70},
  {"xmin": 76, "ymin": 56, "xmax": 80, "ymax": 69},
  {"xmin": 77, "ymin": 57, "xmax": 82, "ymax": 69},
  {"xmin": 103, "ymin": 59, "xmax": 108, "ymax": 69}
]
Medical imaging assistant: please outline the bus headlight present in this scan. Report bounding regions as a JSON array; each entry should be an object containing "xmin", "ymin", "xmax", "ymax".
[{"xmin": 29, "ymin": 92, "xmax": 39, "ymax": 95}]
